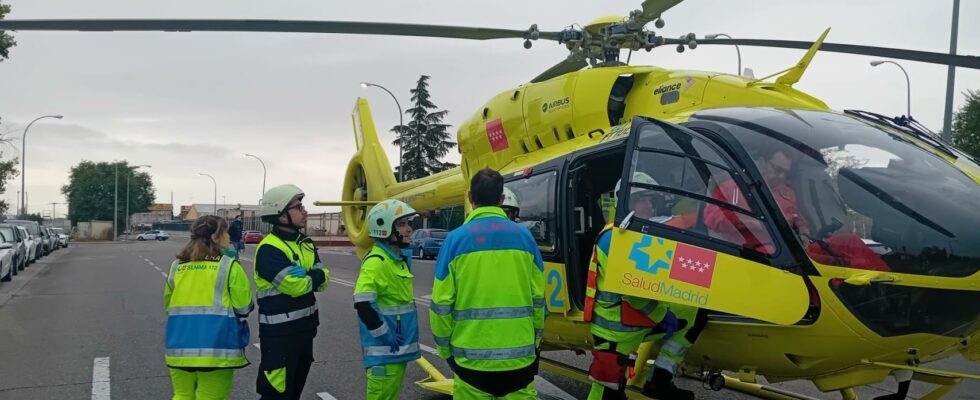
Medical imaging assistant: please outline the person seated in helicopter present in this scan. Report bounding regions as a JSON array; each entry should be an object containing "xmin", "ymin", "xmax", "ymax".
[{"xmin": 703, "ymin": 144, "xmax": 889, "ymax": 271}]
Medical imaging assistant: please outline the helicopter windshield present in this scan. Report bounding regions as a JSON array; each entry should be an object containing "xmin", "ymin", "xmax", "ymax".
[{"xmin": 691, "ymin": 107, "xmax": 980, "ymax": 279}]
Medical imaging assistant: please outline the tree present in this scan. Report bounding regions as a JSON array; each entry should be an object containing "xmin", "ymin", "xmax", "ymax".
[
  {"xmin": 0, "ymin": 121, "xmax": 17, "ymax": 216},
  {"xmin": 392, "ymin": 75, "xmax": 457, "ymax": 181},
  {"xmin": 0, "ymin": 2, "xmax": 17, "ymax": 215},
  {"xmin": 953, "ymin": 89, "xmax": 980, "ymax": 159},
  {"xmin": 0, "ymin": 2, "xmax": 16, "ymax": 62},
  {"xmin": 15, "ymin": 212, "xmax": 41, "ymax": 223},
  {"xmin": 61, "ymin": 161, "xmax": 155, "ymax": 230}
]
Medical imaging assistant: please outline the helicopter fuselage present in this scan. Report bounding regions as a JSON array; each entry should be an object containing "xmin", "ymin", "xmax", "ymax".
[{"xmin": 341, "ymin": 64, "xmax": 979, "ymax": 394}]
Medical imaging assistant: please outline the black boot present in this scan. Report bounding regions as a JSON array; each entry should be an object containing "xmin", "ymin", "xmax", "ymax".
[{"xmin": 642, "ymin": 368, "xmax": 695, "ymax": 400}]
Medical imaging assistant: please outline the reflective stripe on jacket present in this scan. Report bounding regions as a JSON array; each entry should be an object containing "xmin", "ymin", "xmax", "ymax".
[
  {"xmin": 164, "ymin": 255, "xmax": 252, "ymax": 368},
  {"xmin": 430, "ymin": 206, "xmax": 545, "ymax": 372}
]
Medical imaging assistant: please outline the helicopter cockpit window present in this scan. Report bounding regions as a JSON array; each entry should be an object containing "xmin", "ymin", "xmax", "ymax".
[
  {"xmin": 505, "ymin": 171, "xmax": 557, "ymax": 252},
  {"xmin": 691, "ymin": 107, "xmax": 980, "ymax": 278},
  {"xmin": 626, "ymin": 122, "xmax": 778, "ymax": 256}
]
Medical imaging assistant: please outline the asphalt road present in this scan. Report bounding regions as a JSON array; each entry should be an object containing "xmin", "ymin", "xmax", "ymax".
[{"xmin": 0, "ymin": 239, "xmax": 976, "ymax": 399}]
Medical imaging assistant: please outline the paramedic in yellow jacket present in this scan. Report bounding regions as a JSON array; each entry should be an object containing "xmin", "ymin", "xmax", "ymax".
[
  {"xmin": 353, "ymin": 199, "xmax": 422, "ymax": 400},
  {"xmin": 164, "ymin": 215, "xmax": 253, "ymax": 400},
  {"xmin": 253, "ymin": 184, "xmax": 329, "ymax": 400},
  {"xmin": 585, "ymin": 173, "xmax": 705, "ymax": 400}
]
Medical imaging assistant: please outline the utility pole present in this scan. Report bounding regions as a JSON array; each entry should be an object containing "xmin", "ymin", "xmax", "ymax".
[
  {"xmin": 49, "ymin": 202, "xmax": 57, "ymax": 219},
  {"xmin": 942, "ymin": 0, "xmax": 960, "ymax": 141}
]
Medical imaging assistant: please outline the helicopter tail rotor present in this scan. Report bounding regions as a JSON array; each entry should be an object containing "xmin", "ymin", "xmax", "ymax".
[{"xmin": 340, "ymin": 98, "xmax": 397, "ymax": 254}]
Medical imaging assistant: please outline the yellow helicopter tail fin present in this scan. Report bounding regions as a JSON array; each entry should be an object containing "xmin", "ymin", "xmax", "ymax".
[
  {"xmin": 774, "ymin": 27, "xmax": 831, "ymax": 87},
  {"xmin": 340, "ymin": 98, "xmax": 398, "ymax": 251},
  {"xmin": 350, "ymin": 97, "xmax": 397, "ymax": 188}
]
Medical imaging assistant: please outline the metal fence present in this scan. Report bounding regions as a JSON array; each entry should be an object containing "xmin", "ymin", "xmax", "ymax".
[{"xmin": 155, "ymin": 212, "xmax": 345, "ymax": 237}]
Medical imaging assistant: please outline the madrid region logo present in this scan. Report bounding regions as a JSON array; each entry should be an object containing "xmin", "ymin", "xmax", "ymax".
[{"xmin": 629, "ymin": 236, "xmax": 718, "ymax": 288}]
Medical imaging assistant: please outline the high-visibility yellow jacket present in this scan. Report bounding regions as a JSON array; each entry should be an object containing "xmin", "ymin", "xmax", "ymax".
[{"xmin": 164, "ymin": 254, "xmax": 253, "ymax": 368}]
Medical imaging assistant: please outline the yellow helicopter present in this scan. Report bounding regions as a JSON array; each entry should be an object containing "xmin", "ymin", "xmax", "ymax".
[{"xmin": 3, "ymin": 1, "xmax": 979, "ymax": 398}]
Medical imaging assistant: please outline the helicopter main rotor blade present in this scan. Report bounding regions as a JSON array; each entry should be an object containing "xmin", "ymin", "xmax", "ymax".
[
  {"xmin": 637, "ymin": 0, "xmax": 683, "ymax": 25},
  {"xmin": 531, "ymin": 53, "xmax": 589, "ymax": 83},
  {"xmin": 685, "ymin": 38, "xmax": 980, "ymax": 70},
  {"xmin": 0, "ymin": 19, "xmax": 564, "ymax": 41}
]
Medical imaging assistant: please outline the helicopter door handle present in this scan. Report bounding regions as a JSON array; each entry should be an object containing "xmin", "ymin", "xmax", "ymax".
[
  {"xmin": 843, "ymin": 272, "xmax": 900, "ymax": 286},
  {"xmin": 587, "ymin": 129, "xmax": 605, "ymax": 139}
]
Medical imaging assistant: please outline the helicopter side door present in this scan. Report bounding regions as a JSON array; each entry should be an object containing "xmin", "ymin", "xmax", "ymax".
[{"xmin": 602, "ymin": 116, "xmax": 810, "ymax": 325}]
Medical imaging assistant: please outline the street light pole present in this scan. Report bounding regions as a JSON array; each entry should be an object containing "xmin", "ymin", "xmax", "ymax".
[
  {"xmin": 705, "ymin": 33, "xmax": 741, "ymax": 75},
  {"xmin": 114, "ymin": 163, "xmax": 118, "ymax": 241},
  {"xmin": 20, "ymin": 114, "xmax": 63, "ymax": 215},
  {"xmin": 243, "ymin": 153, "xmax": 267, "ymax": 202},
  {"xmin": 871, "ymin": 60, "xmax": 912, "ymax": 117},
  {"xmin": 360, "ymin": 82, "xmax": 404, "ymax": 181},
  {"xmin": 198, "ymin": 173, "xmax": 217, "ymax": 214},
  {"xmin": 125, "ymin": 165, "xmax": 151, "ymax": 237}
]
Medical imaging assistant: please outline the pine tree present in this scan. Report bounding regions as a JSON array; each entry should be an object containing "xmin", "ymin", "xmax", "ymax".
[
  {"xmin": 392, "ymin": 75, "xmax": 457, "ymax": 181},
  {"xmin": 953, "ymin": 89, "xmax": 980, "ymax": 160},
  {"xmin": 0, "ymin": 2, "xmax": 17, "ymax": 62}
]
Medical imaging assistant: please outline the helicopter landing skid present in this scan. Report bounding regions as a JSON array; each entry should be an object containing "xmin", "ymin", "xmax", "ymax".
[
  {"xmin": 703, "ymin": 367, "xmax": 965, "ymax": 400},
  {"xmin": 413, "ymin": 356, "xmax": 454, "ymax": 395}
]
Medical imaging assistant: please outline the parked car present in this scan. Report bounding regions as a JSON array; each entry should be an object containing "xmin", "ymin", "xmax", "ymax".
[
  {"xmin": 0, "ymin": 224, "xmax": 27, "ymax": 273},
  {"xmin": 0, "ymin": 229, "xmax": 15, "ymax": 282},
  {"xmin": 242, "ymin": 230, "xmax": 264, "ymax": 244},
  {"xmin": 411, "ymin": 228, "xmax": 448, "ymax": 260},
  {"xmin": 50, "ymin": 227, "xmax": 69, "ymax": 248},
  {"xmin": 136, "ymin": 230, "xmax": 169, "ymax": 241},
  {"xmin": 7, "ymin": 220, "xmax": 42, "ymax": 262},
  {"xmin": 39, "ymin": 227, "xmax": 55, "ymax": 255},
  {"xmin": 14, "ymin": 226, "xmax": 31, "ymax": 266}
]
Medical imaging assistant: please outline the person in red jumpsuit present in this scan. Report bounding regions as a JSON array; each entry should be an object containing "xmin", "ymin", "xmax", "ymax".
[{"xmin": 704, "ymin": 147, "xmax": 889, "ymax": 272}]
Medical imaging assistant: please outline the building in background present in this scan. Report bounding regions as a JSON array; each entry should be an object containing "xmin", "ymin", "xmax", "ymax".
[{"xmin": 181, "ymin": 204, "xmax": 260, "ymax": 220}]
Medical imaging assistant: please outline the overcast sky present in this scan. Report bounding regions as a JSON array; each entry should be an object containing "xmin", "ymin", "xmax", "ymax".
[{"xmin": 0, "ymin": 0, "xmax": 977, "ymax": 218}]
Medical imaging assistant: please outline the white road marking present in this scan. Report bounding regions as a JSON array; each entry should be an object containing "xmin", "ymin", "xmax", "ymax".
[
  {"xmin": 419, "ymin": 344, "xmax": 437, "ymax": 355},
  {"xmin": 316, "ymin": 393, "xmax": 338, "ymax": 400},
  {"xmin": 534, "ymin": 376, "xmax": 577, "ymax": 400},
  {"xmin": 332, "ymin": 277, "xmax": 431, "ymax": 305},
  {"xmin": 331, "ymin": 277, "xmax": 355, "ymax": 287},
  {"xmin": 91, "ymin": 357, "xmax": 110, "ymax": 400},
  {"xmin": 153, "ymin": 266, "xmax": 160, "ymax": 271},
  {"xmin": 253, "ymin": 343, "xmax": 261, "ymax": 349},
  {"xmin": 161, "ymin": 271, "xmax": 168, "ymax": 278}
]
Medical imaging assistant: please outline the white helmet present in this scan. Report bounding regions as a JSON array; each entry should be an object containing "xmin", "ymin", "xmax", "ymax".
[
  {"xmin": 260, "ymin": 184, "xmax": 305, "ymax": 218},
  {"xmin": 367, "ymin": 199, "xmax": 418, "ymax": 239},
  {"xmin": 602, "ymin": 172, "xmax": 659, "ymax": 220},
  {"xmin": 614, "ymin": 172, "xmax": 658, "ymax": 197},
  {"xmin": 501, "ymin": 187, "xmax": 519, "ymax": 210}
]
